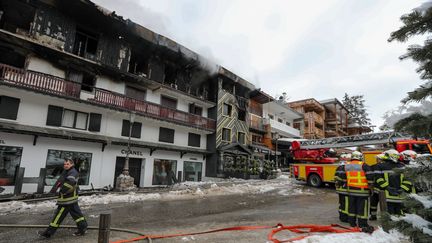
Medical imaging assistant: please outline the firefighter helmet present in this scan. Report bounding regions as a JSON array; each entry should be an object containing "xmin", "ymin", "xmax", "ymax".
[
  {"xmin": 351, "ymin": 151, "xmax": 363, "ymax": 161},
  {"xmin": 376, "ymin": 153, "xmax": 387, "ymax": 161},
  {"xmin": 384, "ymin": 149, "xmax": 400, "ymax": 163},
  {"xmin": 401, "ymin": 150, "xmax": 417, "ymax": 162}
]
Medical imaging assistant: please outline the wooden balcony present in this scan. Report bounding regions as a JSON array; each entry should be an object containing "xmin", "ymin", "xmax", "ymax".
[
  {"xmin": 0, "ymin": 63, "xmax": 216, "ymax": 131},
  {"xmin": 249, "ymin": 115, "xmax": 265, "ymax": 132},
  {"xmin": 305, "ymin": 112, "xmax": 324, "ymax": 125}
]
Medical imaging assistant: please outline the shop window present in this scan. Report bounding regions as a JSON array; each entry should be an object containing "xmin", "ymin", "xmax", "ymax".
[
  {"xmin": 238, "ymin": 132, "xmax": 246, "ymax": 144},
  {"xmin": 44, "ymin": 149, "xmax": 92, "ymax": 186},
  {"xmin": 0, "ymin": 146, "xmax": 22, "ymax": 186},
  {"xmin": 0, "ymin": 95, "xmax": 20, "ymax": 120},
  {"xmin": 189, "ymin": 104, "xmax": 203, "ymax": 116},
  {"xmin": 159, "ymin": 127, "xmax": 175, "ymax": 143},
  {"xmin": 161, "ymin": 95, "xmax": 177, "ymax": 109},
  {"xmin": 188, "ymin": 133, "xmax": 201, "ymax": 147},
  {"xmin": 72, "ymin": 28, "xmax": 99, "ymax": 59},
  {"xmin": 125, "ymin": 86, "xmax": 146, "ymax": 101},
  {"xmin": 238, "ymin": 110, "xmax": 246, "ymax": 121},
  {"xmin": 121, "ymin": 120, "xmax": 142, "ymax": 138},
  {"xmin": 222, "ymin": 128, "xmax": 231, "ymax": 142},
  {"xmin": 184, "ymin": 162, "xmax": 202, "ymax": 182},
  {"xmin": 223, "ymin": 103, "xmax": 232, "ymax": 117},
  {"xmin": 152, "ymin": 159, "xmax": 177, "ymax": 185},
  {"xmin": 62, "ymin": 109, "xmax": 88, "ymax": 130}
]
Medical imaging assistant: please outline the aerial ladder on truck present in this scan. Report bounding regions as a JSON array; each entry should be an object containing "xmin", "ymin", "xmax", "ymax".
[{"xmin": 287, "ymin": 131, "xmax": 431, "ymax": 187}]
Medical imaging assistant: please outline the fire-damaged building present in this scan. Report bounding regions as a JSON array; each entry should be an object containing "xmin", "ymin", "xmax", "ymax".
[{"xmin": 0, "ymin": 0, "xmax": 222, "ymax": 193}]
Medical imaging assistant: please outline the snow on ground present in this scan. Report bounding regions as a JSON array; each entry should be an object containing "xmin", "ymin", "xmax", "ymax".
[
  {"xmin": 0, "ymin": 174, "xmax": 310, "ymax": 215},
  {"xmin": 409, "ymin": 194, "xmax": 432, "ymax": 209},
  {"xmin": 292, "ymin": 228, "xmax": 408, "ymax": 243},
  {"xmin": 392, "ymin": 213, "xmax": 432, "ymax": 237}
]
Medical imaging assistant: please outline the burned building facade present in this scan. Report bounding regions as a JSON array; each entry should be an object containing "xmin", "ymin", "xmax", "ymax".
[{"xmin": 0, "ymin": 0, "xmax": 220, "ymax": 193}]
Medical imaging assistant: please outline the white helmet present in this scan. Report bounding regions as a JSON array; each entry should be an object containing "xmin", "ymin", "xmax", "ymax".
[
  {"xmin": 384, "ymin": 149, "xmax": 400, "ymax": 163},
  {"xmin": 401, "ymin": 150, "xmax": 417, "ymax": 162},
  {"xmin": 351, "ymin": 151, "xmax": 363, "ymax": 161}
]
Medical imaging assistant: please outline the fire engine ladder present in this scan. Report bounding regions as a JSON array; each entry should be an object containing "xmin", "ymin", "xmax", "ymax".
[{"xmin": 299, "ymin": 131, "xmax": 411, "ymax": 149}]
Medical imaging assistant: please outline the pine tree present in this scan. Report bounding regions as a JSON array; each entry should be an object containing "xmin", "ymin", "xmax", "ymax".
[
  {"xmin": 341, "ymin": 93, "xmax": 372, "ymax": 128},
  {"xmin": 381, "ymin": 157, "xmax": 432, "ymax": 243},
  {"xmin": 387, "ymin": 2, "xmax": 432, "ymax": 136}
]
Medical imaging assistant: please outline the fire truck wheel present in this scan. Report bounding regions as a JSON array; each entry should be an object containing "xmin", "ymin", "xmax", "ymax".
[{"xmin": 307, "ymin": 173, "xmax": 322, "ymax": 187}]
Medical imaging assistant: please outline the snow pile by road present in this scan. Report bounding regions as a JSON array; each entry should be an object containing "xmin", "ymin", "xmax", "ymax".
[
  {"xmin": 293, "ymin": 228, "xmax": 408, "ymax": 243},
  {"xmin": 0, "ymin": 175, "xmax": 311, "ymax": 214}
]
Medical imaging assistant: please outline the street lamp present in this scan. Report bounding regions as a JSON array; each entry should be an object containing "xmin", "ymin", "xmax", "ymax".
[
  {"xmin": 116, "ymin": 111, "xmax": 136, "ymax": 191},
  {"xmin": 123, "ymin": 111, "xmax": 136, "ymax": 176},
  {"xmin": 274, "ymin": 132, "xmax": 279, "ymax": 170}
]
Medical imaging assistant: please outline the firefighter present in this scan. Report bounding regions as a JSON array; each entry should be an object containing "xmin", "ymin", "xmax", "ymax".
[
  {"xmin": 38, "ymin": 158, "xmax": 88, "ymax": 238},
  {"xmin": 334, "ymin": 153, "xmax": 350, "ymax": 223},
  {"xmin": 369, "ymin": 153, "xmax": 386, "ymax": 221},
  {"xmin": 375, "ymin": 149, "xmax": 415, "ymax": 215},
  {"xmin": 344, "ymin": 151, "xmax": 374, "ymax": 228}
]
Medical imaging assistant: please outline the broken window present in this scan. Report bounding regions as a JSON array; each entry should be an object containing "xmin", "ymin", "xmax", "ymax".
[
  {"xmin": 128, "ymin": 50, "xmax": 149, "ymax": 76},
  {"xmin": 238, "ymin": 110, "xmax": 246, "ymax": 121},
  {"xmin": 222, "ymin": 80, "xmax": 234, "ymax": 93},
  {"xmin": 0, "ymin": 1, "xmax": 35, "ymax": 34},
  {"xmin": 0, "ymin": 47, "xmax": 25, "ymax": 68},
  {"xmin": 164, "ymin": 64, "xmax": 177, "ymax": 88},
  {"xmin": 72, "ymin": 28, "xmax": 99, "ymax": 59},
  {"xmin": 66, "ymin": 70, "xmax": 95, "ymax": 92},
  {"xmin": 223, "ymin": 103, "xmax": 232, "ymax": 117}
]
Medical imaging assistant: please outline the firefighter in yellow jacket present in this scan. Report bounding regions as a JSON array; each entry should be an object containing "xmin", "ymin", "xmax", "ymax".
[
  {"xmin": 334, "ymin": 153, "xmax": 350, "ymax": 223},
  {"xmin": 340, "ymin": 151, "xmax": 374, "ymax": 229}
]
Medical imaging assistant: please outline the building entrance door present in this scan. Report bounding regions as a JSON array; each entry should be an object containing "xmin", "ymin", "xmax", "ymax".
[{"xmin": 114, "ymin": 157, "xmax": 142, "ymax": 187}]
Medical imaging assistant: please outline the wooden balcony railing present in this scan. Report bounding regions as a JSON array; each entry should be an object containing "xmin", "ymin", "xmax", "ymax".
[
  {"xmin": 249, "ymin": 115, "xmax": 264, "ymax": 131},
  {"xmin": 0, "ymin": 63, "xmax": 215, "ymax": 131},
  {"xmin": 92, "ymin": 89, "xmax": 215, "ymax": 130},
  {"xmin": 0, "ymin": 64, "xmax": 81, "ymax": 98}
]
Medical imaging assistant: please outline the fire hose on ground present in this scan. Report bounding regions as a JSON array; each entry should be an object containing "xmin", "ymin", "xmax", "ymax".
[{"xmin": 0, "ymin": 215, "xmax": 371, "ymax": 243}]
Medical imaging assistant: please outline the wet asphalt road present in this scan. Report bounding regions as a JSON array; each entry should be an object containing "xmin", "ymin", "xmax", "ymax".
[{"xmin": 0, "ymin": 182, "xmax": 341, "ymax": 243}]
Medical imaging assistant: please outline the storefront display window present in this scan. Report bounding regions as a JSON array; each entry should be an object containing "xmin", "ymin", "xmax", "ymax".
[
  {"xmin": 45, "ymin": 149, "xmax": 92, "ymax": 186},
  {"xmin": 184, "ymin": 162, "xmax": 202, "ymax": 182},
  {"xmin": 152, "ymin": 159, "xmax": 177, "ymax": 185},
  {"xmin": 0, "ymin": 146, "xmax": 22, "ymax": 186}
]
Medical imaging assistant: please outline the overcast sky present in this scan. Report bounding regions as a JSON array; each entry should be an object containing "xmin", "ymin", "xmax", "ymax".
[{"xmin": 92, "ymin": 0, "xmax": 426, "ymax": 128}]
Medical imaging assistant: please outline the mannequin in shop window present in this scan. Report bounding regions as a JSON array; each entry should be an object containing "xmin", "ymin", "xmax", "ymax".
[{"xmin": 166, "ymin": 163, "xmax": 178, "ymax": 186}]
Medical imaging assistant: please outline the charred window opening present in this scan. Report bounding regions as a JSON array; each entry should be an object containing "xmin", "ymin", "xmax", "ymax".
[
  {"xmin": 73, "ymin": 28, "xmax": 99, "ymax": 59},
  {"xmin": 67, "ymin": 70, "xmax": 96, "ymax": 92},
  {"xmin": 128, "ymin": 50, "xmax": 150, "ymax": 77},
  {"xmin": 238, "ymin": 110, "xmax": 246, "ymax": 121},
  {"xmin": 164, "ymin": 63, "xmax": 177, "ymax": 88},
  {"xmin": 0, "ymin": 1, "xmax": 35, "ymax": 34},
  {"xmin": 222, "ymin": 80, "xmax": 234, "ymax": 94},
  {"xmin": 0, "ymin": 47, "xmax": 25, "ymax": 68}
]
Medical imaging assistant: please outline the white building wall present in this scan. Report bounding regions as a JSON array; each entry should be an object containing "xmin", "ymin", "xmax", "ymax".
[
  {"xmin": 26, "ymin": 56, "xmax": 66, "ymax": 79},
  {"xmin": 96, "ymin": 75, "xmax": 125, "ymax": 94}
]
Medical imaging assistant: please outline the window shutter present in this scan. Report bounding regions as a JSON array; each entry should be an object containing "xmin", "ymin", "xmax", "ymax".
[
  {"xmin": 121, "ymin": 120, "xmax": 130, "ymax": 137},
  {"xmin": 131, "ymin": 122, "xmax": 142, "ymax": 138},
  {"xmin": 188, "ymin": 133, "xmax": 201, "ymax": 147},
  {"xmin": 46, "ymin": 105, "xmax": 63, "ymax": 126},
  {"xmin": 159, "ymin": 127, "xmax": 175, "ymax": 143},
  {"xmin": 88, "ymin": 113, "xmax": 102, "ymax": 132},
  {"xmin": 0, "ymin": 96, "xmax": 20, "ymax": 120}
]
